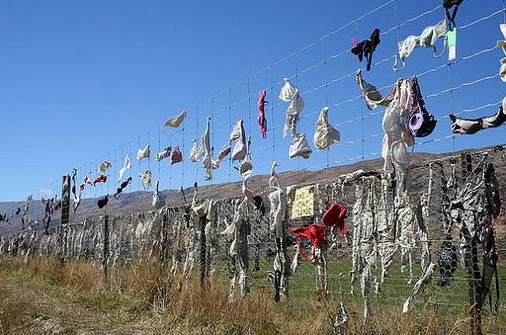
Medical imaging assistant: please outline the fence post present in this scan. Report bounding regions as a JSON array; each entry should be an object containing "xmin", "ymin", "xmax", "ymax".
[
  {"xmin": 59, "ymin": 175, "xmax": 71, "ymax": 264},
  {"xmin": 461, "ymin": 153, "xmax": 482, "ymax": 335},
  {"xmin": 199, "ymin": 215, "xmax": 207, "ymax": 289},
  {"xmin": 102, "ymin": 215, "xmax": 109, "ymax": 289},
  {"xmin": 160, "ymin": 209, "xmax": 168, "ymax": 272}
]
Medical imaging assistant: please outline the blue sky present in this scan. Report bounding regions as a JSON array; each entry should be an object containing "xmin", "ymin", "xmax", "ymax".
[{"xmin": 0, "ymin": 0, "xmax": 505, "ymax": 201}]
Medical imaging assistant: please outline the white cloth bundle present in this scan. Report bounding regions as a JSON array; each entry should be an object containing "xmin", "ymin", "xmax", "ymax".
[
  {"xmin": 188, "ymin": 139, "xmax": 205, "ymax": 162},
  {"xmin": 152, "ymin": 180, "xmax": 165, "ymax": 209},
  {"xmin": 118, "ymin": 155, "xmax": 131, "ymax": 181},
  {"xmin": 313, "ymin": 107, "xmax": 340, "ymax": 150},
  {"xmin": 279, "ymin": 78, "xmax": 298, "ymax": 102},
  {"xmin": 289, "ymin": 133, "xmax": 312, "ymax": 159},
  {"xmin": 203, "ymin": 117, "xmax": 212, "ymax": 180},
  {"xmin": 284, "ymin": 93, "xmax": 304, "ymax": 137},
  {"xmin": 229, "ymin": 120, "xmax": 247, "ymax": 161},
  {"xmin": 139, "ymin": 169, "xmax": 152, "ymax": 190},
  {"xmin": 137, "ymin": 144, "xmax": 151, "ymax": 161},
  {"xmin": 163, "ymin": 111, "xmax": 187, "ymax": 128}
]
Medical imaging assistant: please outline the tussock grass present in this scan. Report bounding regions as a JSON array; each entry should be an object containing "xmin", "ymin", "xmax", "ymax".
[{"xmin": 0, "ymin": 257, "xmax": 504, "ymax": 334}]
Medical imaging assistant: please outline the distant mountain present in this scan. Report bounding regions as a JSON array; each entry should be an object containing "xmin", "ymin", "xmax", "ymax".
[{"xmin": 1, "ymin": 147, "xmax": 504, "ymax": 236}]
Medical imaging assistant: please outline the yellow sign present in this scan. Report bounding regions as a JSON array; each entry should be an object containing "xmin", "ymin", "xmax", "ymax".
[{"xmin": 291, "ymin": 186, "xmax": 314, "ymax": 219}]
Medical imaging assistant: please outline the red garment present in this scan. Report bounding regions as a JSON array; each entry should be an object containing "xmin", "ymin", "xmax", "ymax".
[
  {"xmin": 289, "ymin": 224, "xmax": 326, "ymax": 262},
  {"xmin": 290, "ymin": 224, "xmax": 326, "ymax": 248},
  {"xmin": 322, "ymin": 204, "xmax": 348, "ymax": 235},
  {"xmin": 171, "ymin": 146, "xmax": 183, "ymax": 165},
  {"xmin": 92, "ymin": 175, "xmax": 107, "ymax": 186},
  {"xmin": 257, "ymin": 90, "xmax": 268, "ymax": 139},
  {"xmin": 80, "ymin": 175, "xmax": 93, "ymax": 191}
]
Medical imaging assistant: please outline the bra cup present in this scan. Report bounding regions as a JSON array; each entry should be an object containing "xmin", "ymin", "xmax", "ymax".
[
  {"xmin": 500, "ymin": 58, "xmax": 506, "ymax": 82},
  {"xmin": 410, "ymin": 111, "xmax": 424, "ymax": 130},
  {"xmin": 279, "ymin": 79, "xmax": 298, "ymax": 102},
  {"xmin": 419, "ymin": 27, "xmax": 436, "ymax": 48},
  {"xmin": 399, "ymin": 35, "xmax": 419, "ymax": 60},
  {"xmin": 313, "ymin": 107, "xmax": 340, "ymax": 150},
  {"xmin": 482, "ymin": 107, "xmax": 506, "ymax": 128},
  {"xmin": 289, "ymin": 133, "xmax": 312, "ymax": 159}
]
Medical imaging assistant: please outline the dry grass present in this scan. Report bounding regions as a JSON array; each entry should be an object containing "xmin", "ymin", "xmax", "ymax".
[{"xmin": 0, "ymin": 257, "xmax": 503, "ymax": 335}]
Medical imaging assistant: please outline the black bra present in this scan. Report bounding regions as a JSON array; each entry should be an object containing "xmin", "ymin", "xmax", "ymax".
[
  {"xmin": 114, "ymin": 177, "xmax": 133, "ymax": 199},
  {"xmin": 351, "ymin": 29, "xmax": 381, "ymax": 71},
  {"xmin": 97, "ymin": 195, "xmax": 109, "ymax": 209},
  {"xmin": 443, "ymin": 0, "xmax": 464, "ymax": 29}
]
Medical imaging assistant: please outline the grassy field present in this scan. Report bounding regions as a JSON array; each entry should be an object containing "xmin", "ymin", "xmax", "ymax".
[{"xmin": 0, "ymin": 257, "xmax": 505, "ymax": 334}]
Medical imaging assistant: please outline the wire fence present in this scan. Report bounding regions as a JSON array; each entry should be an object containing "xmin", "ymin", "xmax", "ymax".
[
  {"xmin": 1, "ymin": 145, "xmax": 505, "ymax": 333},
  {"xmin": 1, "ymin": 1, "xmax": 506, "ymax": 333}
]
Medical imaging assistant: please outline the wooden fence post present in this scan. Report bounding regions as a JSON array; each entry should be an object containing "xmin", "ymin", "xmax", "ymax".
[
  {"xmin": 160, "ymin": 209, "xmax": 169, "ymax": 272},
  {"xmin": 199, "ymin": 215, "xmax": 207, "ymax": 289},
  {"xmin": 59, "ymin": 175, "xmax": 71, "ymax": 264},
  {"xmin": 102, "ymin": 215, "xmax": 109, "ymax": 289}
]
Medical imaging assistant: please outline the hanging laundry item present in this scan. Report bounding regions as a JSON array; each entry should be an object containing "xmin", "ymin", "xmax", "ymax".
[
  {"xmin": 313, "ymin": 107, "xmax": 340, "ymax": 150},
  {"xmin": 202, "ymin": 117, "xmax": 213, "ymax": 181},
  {"xmin": 156, "ymin": 147, "xmax": 171, "ymax": 161},
  {"xmin": 450, "ymin": 101, "xmax": 506, "ymax": 134},
  {"xmin": 484, "ymin": 163, "xmax": 501, "ymax": 217},
  {"xmin": 229, "ymin": 120, "xmax": 247, "ymax": 161},
  {"xmin": 212, "ymin": 146, "xmax": 231, "ymax": 169},
  {"xmin": 139, "ymin": 169, "xmax": 153, "ymax": 190},
  {"xmin": 322, "ymin": 204, "xmax": 348, "ymax": 235},
  {"xmin": 98, "ymin": 161, "xmax": 112, "ymax": 172},
  {"xmin": 118, "ymin": 155, "xmax": 131, "ymax": 181},
  {"xmin": 73, "ymin": 194, "xmax": 81, "ymax": 214},
  {"xmin": 70, "ymin": 169, "xmax": 78, "ymax": 200},
  {"xmin": 257, "ymin": 90, "xmax": 268, "ymax": 138},
  {"xmin": 163, "ymin": 111, "xmax": 187, "ymax": 128},
  {"xmin": 500, "ymin": 58, "xmax": 506, "ymax": 83},
  {"xmin": 171, "ymin": 146, "xmax": 183, "ymax": 165},
  {"xmin": 114, "ymin": 177, "xmax": 132, "ymax": 199},
  {"xmin": 408, "ymin": 77, "xmax": 437, "ymax": 137},
  {"xmin": 290, "ymin": 225, "xmax": 326, "ymax": 252},
  {"xmin": 289, "ymin": 133, "xmax": 312, "ymax": 159},
  {"xmin": 267, "ymin": 162, "xmax": 289, "ymax": 302},
  {"xmin": 284, "ymin": 93, "xmax": 304, "ymax": 137},
  {"xmin": 438, "ymin": 238, "xmax": 458, "ymax": 287},
  {"xmin": 238, "ymin": 137, "xmax": 253, "ymax": 179},
  {"xmin": 351, "ymin": 28, "xmax": 381, "ymax": 71},
  {"xmin": 152, "ymin": 181, "xmax": 165, "ymax": 209},
  {"xmin": 97, "ymin": 195, "xmax": 109, "ymax": 209},
  {"xmin": 443, "ymin": 0, "xmax": 464, "ymax": 30},
  {"xmin": 279, "ymin": 78, "xmax": 298, "ymax": 102},
  {"xmin": 136, "ymin": 144, "xmax": 151, "ymax": 161},
  {"xmin": 356, "ymin": 71, "xmax": 383, "ymax": 111},
  {"xmin": 356, "ymin": 70, "xmax": 414, "ymax": 176},
  {"xmin": 70, "ymin": 169, "xmax": 81, "ymax": 213},
  {"xmin": 393, "ymin": 20, "xmax": 448, "ymax": 71},
  {"xmin": 188, "ymin": 138, "xmax": 205, "ymax": 162},
  {"xmin": 497, "ymin": 25, "xmax": 506, "ymax": 81},
  {"xmin": 92, "ymin": 175, "xmax": 107, "ymax": 186}
]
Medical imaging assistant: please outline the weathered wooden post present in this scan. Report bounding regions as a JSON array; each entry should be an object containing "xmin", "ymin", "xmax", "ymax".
[
  {"xmin": 59, "ymin": 175, "xmax": 71, "ymax": 264},
  {"xmin": 160, "ymin": 208, "xmax": 169, "ymax": 272},
  {"xmin": 199, "ymin": 214, "xmax": 207, "ymax": 289},
  {"xmin": 102, "ymin": 215, "xmax": 109, "ymax": 289}
]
